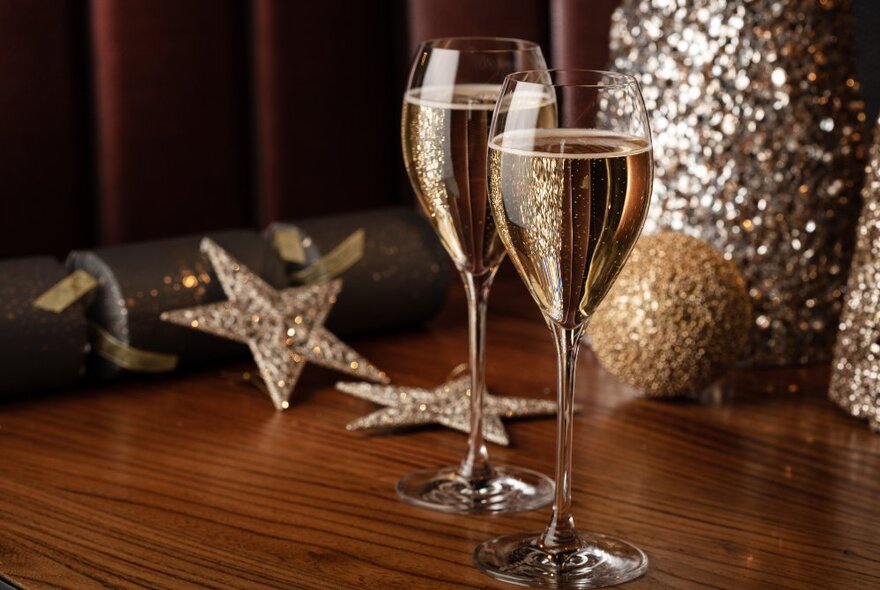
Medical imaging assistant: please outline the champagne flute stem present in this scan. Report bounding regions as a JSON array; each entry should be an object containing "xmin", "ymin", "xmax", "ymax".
[
  {"xmin": 458, "ymin": 269, "xmax": 497, "ymax": 481},
  {"xmin": 541, "ymin": 321, "xmax": 586, "ymax": 551}
]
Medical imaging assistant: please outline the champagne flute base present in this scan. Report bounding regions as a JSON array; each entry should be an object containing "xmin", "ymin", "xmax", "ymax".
[
  {"xmin": 396, "ymin": 465, "xmax": 553, "ymax": 514},
  {"xmin": 473, "ymin": 530, "xmax": 647, "ymax": 588}
]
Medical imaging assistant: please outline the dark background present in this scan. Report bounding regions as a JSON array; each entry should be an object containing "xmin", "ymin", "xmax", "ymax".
[{"xmin": 1, "ymin": 0, "xmax": 879, "ymax": 259}]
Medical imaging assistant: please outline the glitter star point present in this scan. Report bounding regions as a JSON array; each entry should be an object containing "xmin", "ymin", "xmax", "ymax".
[
  {"xmin": 336, "ymin": 375, "xmax": 560, "ymax": 446},
  {"xmin": 161, "ymin": 238, "xmax": 389, "ymax": 411}
]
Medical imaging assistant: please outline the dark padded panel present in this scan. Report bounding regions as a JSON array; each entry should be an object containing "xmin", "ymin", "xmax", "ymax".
[
  {"xmin": 91, "ymin": 0, "xmax": 250, "ymax": 244},
  {"xmin": 550, "ymin": 0, "xmax": 621, "ymax": 69},
  {"xmin": 253, "ymin": 0, "xmax": 399, "ymax": 224},
  {"xmin": 406, "ymin": 0, "xmax": 550, "ymax": 56},
  {"xmin": 0, "ymin": 0, "xmax": 626, "ymax": 258},
  {"xmin": 854, "ymin": 0, "xmax": 880, "ymax": 121},
  {"xmin": 0, "ymin": 1, "xmax": 91, "ymax": 258}
]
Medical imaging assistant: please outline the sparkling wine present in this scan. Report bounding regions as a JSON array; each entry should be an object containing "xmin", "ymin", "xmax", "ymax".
[
  {"xmin": 488, "ymin": 129, "xmax": 653, "ymax": 327},
  {"xmin": 402, "ymin": 84, "xmax": 554, "ymax": 274}
]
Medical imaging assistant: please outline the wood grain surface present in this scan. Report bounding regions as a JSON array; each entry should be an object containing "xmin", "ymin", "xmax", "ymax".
[{"xmin": 0, "ymin": 277, "xmax": 878, "ymax": 589}]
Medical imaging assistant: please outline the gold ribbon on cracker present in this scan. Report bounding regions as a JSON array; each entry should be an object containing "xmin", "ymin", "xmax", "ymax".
[
  {"xmin": 33, "ymin": 270, "xmax": 98, "ymax": 313},
  {"xmin": 89, "ymin": 323, "xmax": 179, "ymax": 373}
]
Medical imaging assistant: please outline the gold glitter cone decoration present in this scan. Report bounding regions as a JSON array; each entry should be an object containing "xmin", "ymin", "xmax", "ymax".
[
  {"xmin": 829, "ymin": 117, "xmax": 880, "ymax": 432},
  {"xmin": 336, "ymin": 375, "xmax": 560, "ymax": 446},
  {"xmin": 589, "ymin": 233, "xmax": 752, "ymax": 398},
  {"xmin": 161, "ymin": 238, "xmax": 389, "ymax": 411},
  {"xmin": 609, "ymin": 0, "xmax": 868, "ymax": 365}
]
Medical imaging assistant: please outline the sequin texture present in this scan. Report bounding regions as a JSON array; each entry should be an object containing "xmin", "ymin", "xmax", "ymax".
[
  {"xmin": 609, "ymin": 0, "xmax": 868, "ymax": 364},
  {"xmin": 829, "ymin": 116, "xmax": 880, "ymax": 431}
]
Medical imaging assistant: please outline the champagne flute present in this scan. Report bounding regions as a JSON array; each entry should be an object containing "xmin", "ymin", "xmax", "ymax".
[
  {"xmin": 475, "ymin": 69, "xmax": 653, "ymax": 586},
  {"xmin": 399, "ymin": 37, "xmax": 554, "ymax": 513}
]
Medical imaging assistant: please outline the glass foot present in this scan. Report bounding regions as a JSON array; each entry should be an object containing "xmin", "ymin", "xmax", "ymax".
[
  {"xmin": 396, "ymin": 465, "xmax": 553, "ymax": 514},
  {"xmin": 473, "ymin": 530, "xmax": 647, "ymax": 588}
]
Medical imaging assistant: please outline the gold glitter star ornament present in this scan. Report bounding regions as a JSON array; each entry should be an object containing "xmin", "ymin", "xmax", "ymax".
[
  {"xmin": 161, "ymin": 238, "xmax": 389, "ymax": 410},
  {"xmin": 337, "ymin": 375, "xmax": 560, "ymax": 446}
]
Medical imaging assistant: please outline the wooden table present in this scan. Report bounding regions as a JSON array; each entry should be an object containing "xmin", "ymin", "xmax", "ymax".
[{"xmin": 1, "ymin": 277, "xmax": 878, "ymax": 590}]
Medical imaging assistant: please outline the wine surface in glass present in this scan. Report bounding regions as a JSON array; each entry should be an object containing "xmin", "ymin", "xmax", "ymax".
[
  {"xmin": 401, "ymin": 84, "xmax": 512, "ymax": 274},
  {"xmin": 489, "ymin": 129, "xmax": 653, "ymax": 328}
]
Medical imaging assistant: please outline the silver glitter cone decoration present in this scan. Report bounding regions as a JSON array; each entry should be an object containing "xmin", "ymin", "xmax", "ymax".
[
  {"xmin": 829, "ymin": 117, "xmax": 880, "ymax": 432},
  {"xmin": 609, "ymin": 0, "xmax": 868, "ymax": 365}
]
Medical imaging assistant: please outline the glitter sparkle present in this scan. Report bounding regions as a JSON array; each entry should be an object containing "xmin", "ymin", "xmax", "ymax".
[
  {"xmin": 829, "ymin": 116, "xmax": 880, "ymax": 431},
  {"xmin": 610, "ymin": 0, "xmax": 868, "ymax": 365},
  {"xmin": 161, "ymin": 238, "xmax": 389, "ymax": 411},
  {"xmin": 337, "ymin": 375, "xmax": 561, "ymax": 446}
]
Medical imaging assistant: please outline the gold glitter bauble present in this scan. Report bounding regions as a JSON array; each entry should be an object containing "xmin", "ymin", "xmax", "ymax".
[
  {"xmin": 610, "ymin": 0, "xmax": 868, "ymax": 366},
  {"xmin": 829, "ymin": 117, "xmax": 880, "ymax": 432},
  {"xmin": 589, "ymin": 233, "xmax": 752, "ymax": 398}
]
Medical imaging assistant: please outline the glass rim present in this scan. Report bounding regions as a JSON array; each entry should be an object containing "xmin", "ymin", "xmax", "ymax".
[
  {"xmin": 504, "ymin": 68, "xmax": 640, "ymax": 89},
  {"xmin": 418, "ymin": 36, "xmax": 542, "ymax": 53}
]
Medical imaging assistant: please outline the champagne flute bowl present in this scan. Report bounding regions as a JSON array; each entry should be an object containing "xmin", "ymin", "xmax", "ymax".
[
  {"xmin": 399, "ymin": 37, "xmax": 554, "ymax": 514},
  {"xmin": 475, "ymin": 69, "xmax": 654, "ymax": 587}
]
